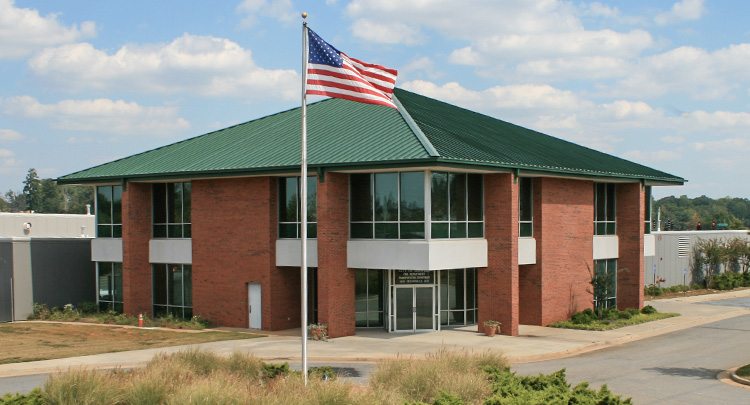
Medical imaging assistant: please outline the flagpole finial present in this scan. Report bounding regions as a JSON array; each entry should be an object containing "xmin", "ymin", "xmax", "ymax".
[{"xmin": 301, "ymin": 12, "xmax": 308, "ymax": 19}]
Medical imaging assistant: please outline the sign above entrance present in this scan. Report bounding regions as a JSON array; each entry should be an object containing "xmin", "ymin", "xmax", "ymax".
[{"xmin": 395, "ymin": 270, "xmax": 434, "ymax": 285}]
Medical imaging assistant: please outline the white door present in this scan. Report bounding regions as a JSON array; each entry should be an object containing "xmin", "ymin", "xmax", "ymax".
[{"xmin": 248, "ymin": 283, "xmax": 262, "ymax": 329}]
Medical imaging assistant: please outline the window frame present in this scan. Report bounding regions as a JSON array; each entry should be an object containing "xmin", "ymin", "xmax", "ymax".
[
  {"xmin": 594, "ymin": 183, "xmax": 616, "ymax": 235},
  {"xmin": 278, "ymin": 176, "xmax": 317, "ymax": 239},
  {"xmin": 430, "ymin": 172, "xmax": 484, "ymax": 239},
  {"xmin": 152, "ymin": 182, "xmax": 192, "ymax": 239},
  {"xmin": 593, "ymin": 259, "xmax": 617, "ymax": 310},
  {"xmin": 519, "ymin": 177, "xmax": 533, "ymax": 237},
  {"xmin": 97, "ymin": 262, "xmax": 123, "ymax": 313},
  {"xmin": 96, "ymin": 185, "xmax": 122, "ymax": 238},
  {"xmin": 152, "ymin": 263, "xmax": 193, "ymax": 319}
]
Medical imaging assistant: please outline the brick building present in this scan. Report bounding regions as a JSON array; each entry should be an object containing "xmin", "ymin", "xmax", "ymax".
[{"xmin": 58, "ymin": 89, "xmax": 684, "ymax": 337}]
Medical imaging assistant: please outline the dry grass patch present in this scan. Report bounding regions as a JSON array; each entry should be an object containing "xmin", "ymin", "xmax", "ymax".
[{"xmin": 0, "ymin": 322, "xmax": 261, "ymax": 365}]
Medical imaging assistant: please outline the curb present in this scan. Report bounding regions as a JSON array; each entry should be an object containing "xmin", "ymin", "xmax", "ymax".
[{"xmin": 730, "ymin": 369, "xmax": 750, "ymax": 387}]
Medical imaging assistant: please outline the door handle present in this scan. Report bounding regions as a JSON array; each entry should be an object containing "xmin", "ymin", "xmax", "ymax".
[{"xmin": 249, "ymin": 305, "xmax": 252, "ymax": 313}]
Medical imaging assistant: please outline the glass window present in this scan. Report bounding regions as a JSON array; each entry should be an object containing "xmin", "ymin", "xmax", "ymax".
[
  {"xmin": 350, "ymin": 172, "xmax": 426, "ymax": 239},
  {"xmin": 96, "ymin": 186, "xmax": 122, "ymax": 238},
  {"xmin": 431, "ymin": 173, "xmax": 483, "ymax": 239},
  {"xmin": 97, "ymin": 262, "xmax": 123, "ymax": 313},
  {"xmin": 153, "ymin": 183, "xmax": 191, "ymax": 238},
  {"xmin": 594, "ymin": 183, "xmax": 616, "ymax": 235},
  {"xmin": 519, "ymin": 178, "xmax": 533, "ymax": 237},
  {"xmin": 644, "ymin": 186, "xmax": 652, "ymax": 234},
  {"xmin": 593, "ymin": 259, "xmax": 617, "ymax": 310},
  {"xmin": 354, "ymin": 269, "xmax": 384, "ymax": 327},
  {"xmin": 278, "ymin": 176, "xmax": 317, "ymax": 239},
  {"xmin": 153, "ymin": 264, "xmax": 193, "ymax": 319},
  {"xmin": 439, "ymin": 268, "xmax": 478, "ymax": 326}
]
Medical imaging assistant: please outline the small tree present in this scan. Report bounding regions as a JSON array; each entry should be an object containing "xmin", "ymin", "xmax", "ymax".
[
  {"xmin": 22, "ymin": 168, "xmax": 41, "ymax": 212},
  {"xmin": 586, "ymin": 263, "xmax": 624, "ymax": 319},
  {"xmin": 695, "ymin": 238, "xmax": 726, "ymax": 288}
]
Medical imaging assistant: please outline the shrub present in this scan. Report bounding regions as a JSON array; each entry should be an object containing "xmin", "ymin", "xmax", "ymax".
[
  {"xmin": 0, "ymin": 388, "xmax": 46, "ymax": 405},
  {"xmin": 691, "ymin": 283, "xmax": 703, "ymax": 290},
  {"xmin": 570, "ymin": 311, "xmax": 594, "ymax": 325},
  {"xmin": 641, "ymin": 305, "xmax": 657, "ymax": 314},
  {"xmin": 625, "ymin": 308, "xmax": 640, "ymax": 316},
  {"xmin": 644, "ymin": 285, "xmax": 662, "ymax": 296},
  {"xmin": 78, "ymin": 302, "xmax": 98, "ymax": 314}
]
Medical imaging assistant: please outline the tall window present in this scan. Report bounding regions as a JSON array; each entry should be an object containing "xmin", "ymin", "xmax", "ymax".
[
  {"xmin": 97, "ymin": 262, "xmax": 122, "ymax": 312},
  {"xmin": 439, "ymin": 268, "xmax": 477, "ymax": 326},
  {"xmin": 644, "ymin": 186, "xmax": 652, "ymax": 234},
  {"xmin": 519, "ymin": 178, "xmax": 533, "ymax": 237},
  {"xmin": 350, "ymin": 172, "xmax": 425, "ymax": 239},
  {"xmin": 153, "ymin": 183, "xmax": 191, "ymax": 238},
  {"xmin": 153, "ymin": 264, "xmax": 192, "ymax": 319},
  {"xmin": 278, "ymin": 177, "xmax": 317, "ymax": 238},
  {"xmin": 594, "ymin": 183, "xmax": 616, "ymax": 235},
  {"xmin": 96, "ymin": 186, "xmax": 122, "ymax": 237},
  {"xmin": 593, "ymin": 259, "xmax": 617, "ymax": 310},
  {"xmin": 431, "ymin": 172, "xmax": 483, "ymax": 238},
  {"xmin": 355, "ymin": 269, "xmax": 385, "ymax": 327}
]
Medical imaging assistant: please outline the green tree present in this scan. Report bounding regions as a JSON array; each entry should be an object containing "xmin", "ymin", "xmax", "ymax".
[
  {"xmin": 62, "ymin": 185, "xmax": 94, "ymax": 214},
  {"xmin": 3, "ymin": 190, "xmax": 25, "ymax": 212},
  {"xmin": 38, "ymin": 178, "xmax": 62, "ymax": 213},
  {"xmin": 22, "ymin": 168, "xmax": 42, "ymax": 212}
]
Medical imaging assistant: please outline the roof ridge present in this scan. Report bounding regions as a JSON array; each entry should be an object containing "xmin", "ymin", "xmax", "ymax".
[{"xmin": 392, "ymin": 93, "xmax": 440, "ymax": 158}]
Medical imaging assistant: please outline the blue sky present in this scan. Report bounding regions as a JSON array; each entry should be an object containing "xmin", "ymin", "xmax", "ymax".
[{"xmin": 1, "ymin": 0, "xmax": 749, "ymax": 199}]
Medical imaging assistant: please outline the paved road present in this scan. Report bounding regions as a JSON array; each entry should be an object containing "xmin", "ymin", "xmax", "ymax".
[{"xmin": 513, "ymin": 312, "xmax": 750, "ymax": 404}]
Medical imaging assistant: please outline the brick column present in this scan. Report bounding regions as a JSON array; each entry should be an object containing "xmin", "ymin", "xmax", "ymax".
[
  {"xmin": 192, "ymin": 177, "xmax": 297, "ymax": 330},
  {"xmin": 519, "ymin": 178, "xmax": 543, "ymax": 325},
  {"xmin": 616, "ymin": 182, "xmax": 644, "ymax": 310},
  {"xmin": 316, "ymin": 172, "xmax": 355, "ymax": 338},
  {"xmin": 121, "ymin": 182, "xmax": 152, "ymax": 316},
  {"xmin": 480, "ymin": 173, "xmax": 519, "ymax": 336}
]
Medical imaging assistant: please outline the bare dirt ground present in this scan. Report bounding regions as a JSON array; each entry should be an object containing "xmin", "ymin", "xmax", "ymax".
[{"xmin": 0, "ymin": 322, "xmax": 261, "ymax": 364}]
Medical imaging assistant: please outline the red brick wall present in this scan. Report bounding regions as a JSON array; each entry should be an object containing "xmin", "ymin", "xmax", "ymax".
[
  {"xmin": 480, "ymin": 173, "xmax": 519, "ymax": 335},
  {"xmin": 316, "ymin": 172, "xmax": 355, "ymax": 338},
  {"xmin": 616, "ymin": 182, "xmax": 645, "ymax": 310},
  {"xmin": 533, "ymin": 178, "xmax": 594, "ymax": 325},
  {"xmin": 121, "ymin": 182, "xmax": 153, "ymax": 316},
  {"xmin": 192, "ymin": 177, "xmax": 300, "ymax": 330},
  {"xmin": 519, "ymin": 178, "xmax": 543, "ymax": 325}
]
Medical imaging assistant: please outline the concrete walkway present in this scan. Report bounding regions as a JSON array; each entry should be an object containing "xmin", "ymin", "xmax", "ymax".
[{"xmin": 1, "ymin": 289, "xmax": 749, "ymax": 378}]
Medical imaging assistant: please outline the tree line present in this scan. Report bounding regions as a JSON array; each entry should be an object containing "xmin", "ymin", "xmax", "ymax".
[
  {"xmin": 655, "ymin": 195, "xmax": 750, "ymax": 231},
  {"xmin": 0, "ymin": 168, "xmax": 93, "ymax": 214}
]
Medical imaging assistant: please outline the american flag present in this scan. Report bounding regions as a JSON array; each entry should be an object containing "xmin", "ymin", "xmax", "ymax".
[{"xmin": 306, "ymin": 28, "xmax": 398, "ymax": 109}]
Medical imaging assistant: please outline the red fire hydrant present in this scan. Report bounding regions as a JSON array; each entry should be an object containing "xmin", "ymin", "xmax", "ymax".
[{"xmin": 138, "ymin": 313, "xmax": 144, "ymax": 327}]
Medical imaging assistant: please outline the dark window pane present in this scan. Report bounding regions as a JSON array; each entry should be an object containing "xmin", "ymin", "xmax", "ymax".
[
  {"xmin": 468, "ymin": 222, "xmax": 483, "ymax": 238},
  {"xmin": 400, "ymin": 222, "xmax": 425, "ymax": 239},
  {"xmin": 279, "ymin": 223, "xmax": 298, "ymax": 238},
  {"xmin": 400, "ymin": 172, "xmax": 424, "ymax": 221},
  {"xmin": 279, "ymin": 178, "xmax": 298, "ymax": 223},
  {"xmin": 606, "ymin": 222, "xmax": 616, "ymax": 235},
  {"xmin": 355, "ymin": 269, "xmax": 367, "ymax": 312},
  {"xmin": 595, "ymin": 183, "xmax": 605, "ymax": 222},
  {"xmin": 98, "ymin": 262, "xmax": 112, "ymax": 301},
  {"xmin": 184, "ymin": 308, "xmax": 193, "ymax": 319},
  {"xmin": 355, "ymin": 312, "xmax": 367, "ymax": 327},
  {"xmin": 112, "ymin": 186, "xmax": 122, "ymax": 225},
  {"xmin": 374, "ymin": 173, "xmax": 398, "ymax": 222},
  {"xmin": 114, "ymin": 302, "xmax": 124, "ymax": 314},
  {"xmin": 307, "ymin": 223, "xmax": 317, "ymax": 239},
  {"xmin": 375, "ymin": 223, "xmax": 398, "ymax": 239},
  {"xmin": 466, "ymin": 269, "xmax": 476, "ymax": 309},
  {"xmin": 440, "ymin": 311, "xmax": 449, "ymax": 325},
  {"xmin": 307, "ymin": 176, "xmax": 317, "ymax": 222},
  {"xmin": 169, "ymin": 183, "xmax": 183, "ymax": 224},
  {"xmin": 467, "ymin": 174, "xmax": 483, "ymax": 221},
  {"xmin": 183, "ymin": 224, "xmax": 191, "ymax": 238},
  {"xmin": 153, "ymin": 305, "xmax": 168, "ymax": 318},
  {"xmin": 595, "ymin": 222, "xmax": 605, "ymax": 236},
  {"xmin": 431, "ymin": 173, "xmax": 448, "ymax": 221},
  {"xmin": 99, "ymin": 302, "xmax": 112, "ymax": 312},
  {"xmin": 368, "ymin": 270, "xmax": 384, "ymax": 312},
  {"xmin": 183, "ymin": 183, "xmax": 191, "ymax": 223},
  {"xmin": 112, "ymin": 225, "xmax": 122, "ymax": 238},
  {"xmin": 520, "ymin": 222, "xmax": 533, "ymax": 237},
  {"xmin": 169, "ymin": 265, "xmax": 183, "ymax": 306},
  {"xmin": 153, "ymin": 184, "xmax": 167, "ymax": 224},
  {"xmin": 449, "ymin": 173, "xmax": 467, "ymax": 221},
  {"xmin": 450, "ymin": 223, "xmax": 467, "ymax": 238},
  {"xmin": 152, "ymin": 265, "xmax": 167, "ymax": 305},
  {"xmin": 97, "ymin": 186, "xmax": 112, "ymax": 226},
  {"xmin": 153, "ymin": 225, "xmax": 167, "ymax": 238},
  {"xmin": 113, "ymin": 263, "xmax": 123, "ymax": 302},
  {"xmin": 350, "ymin": 174, "xmax": 372, "ymax": 222},
  {"xmin": 606, "ymin": 184, "xmax": 616, "ymax": 221},
  {"xmin": 432, "ymin": 223, "xmax": 449, "ymax": 239},
  {"xmin": 519, "ymin": 178, "xmax": 532, "ymax": 222},
  {"xmin": 183, "ymin": 265, "xmax": 192, "ymax": 307},
  {"xmin": 350, "ymin": 223, "xmax": 373, "ymax": 239},
  {"xmin": 98, "ymin": 225, "xmax": 112, "ymax": 238},
  {"xmin": 168, "ymin": 224, "xmax": 182, "ymax": 238},
  {"xmin": 368, "ymin": 311, "xmax": 383, "ymax": 327}
]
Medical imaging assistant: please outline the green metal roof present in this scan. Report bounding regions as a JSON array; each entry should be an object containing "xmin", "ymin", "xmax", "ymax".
[{"xmin": 58, "ymin": 88, "xmax": 684, "ymax": 185}]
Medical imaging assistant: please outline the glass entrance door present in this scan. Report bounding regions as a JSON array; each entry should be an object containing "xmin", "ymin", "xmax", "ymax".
[{"xmin": 394, "ymin": 286, "xmax": 434, "ymax": 332}]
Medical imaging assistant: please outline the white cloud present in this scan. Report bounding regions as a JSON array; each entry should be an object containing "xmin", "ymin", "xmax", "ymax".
[
  {"xmin": 0, "ymin": 96, "xmax": 190, "ymax": 135},
  {"xmin": 622, "ymin": 150, "xmax": 682, "ymax": 162},
  {"xmin": 399, "ymin": 57, "xmax": 444, "ymax": 81},
  {"xmin": 694, "ymin": 138, "xmax": 747, "ymax": 152},
  {"xmin": 236, "ymin": 0, "xmax": 296, "ymax": 28},
  {"xmin": 0, "ymin": 0, "xmax": 95, "ymax": 59},
  {"xmin": 654, "ymin": 0, "xmax": 706, "ymax": 26},
  {"xmin": 0, "ymin": 148, "xmax": 13, "ymax": 158},
  {"xmin": 350, "ymin": 19, "xmax": 424, "ymax": 45},
  {"xmin": 28, "ymin": 34, "xmax": 299, "ymax": 100},
  {"xmin": 661, "ymin": 136, "xmax": 685, "ymax": 144},
  {"xmin": 0, "ymin": 128, "xmax": 24, "ymax": 141}
]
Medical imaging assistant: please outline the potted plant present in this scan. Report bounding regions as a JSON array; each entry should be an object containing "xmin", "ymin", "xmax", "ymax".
[
  {"xmin": 483, "ymin": 320, "xmax": 501, "ymax": 337},
  {"xmin": 308, "ymin": 323, "xmax": 328, "ymax": 341}
]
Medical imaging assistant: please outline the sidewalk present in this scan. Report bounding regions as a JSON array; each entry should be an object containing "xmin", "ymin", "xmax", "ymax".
[{"xmin": 1, "ymin": 289, "xmax": 749, "ymax": 378}]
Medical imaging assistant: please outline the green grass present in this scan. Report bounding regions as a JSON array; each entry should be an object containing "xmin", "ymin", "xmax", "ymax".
[
  {"xmin": 548, "ymin": 312, "xmax": 679, "ymax": 331},
  {"xmin": 736, "ymin": 364, "xmax": 750, "ymax": 378}
]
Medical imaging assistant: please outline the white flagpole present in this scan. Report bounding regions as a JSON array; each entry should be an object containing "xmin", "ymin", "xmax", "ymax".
[{"xmin": 300, "ymin": 13, "xmax": 309, "ymax": 384}]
